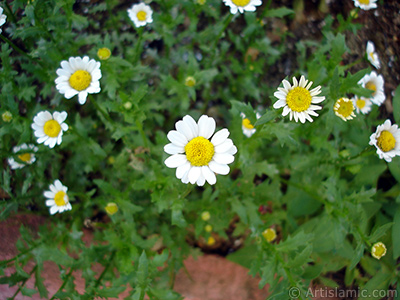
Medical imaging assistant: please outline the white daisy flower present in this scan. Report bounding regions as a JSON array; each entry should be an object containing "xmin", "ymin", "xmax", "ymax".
[
  {"xmin": 8, "ymin": 144, "xmax": 38, "ymax": 169},
  {"xmin": 127, "ymin": 3, "xmax": 153, "ymax": 28},
  {"xmin": 164, "ymin": 115, "xmax": 237, "ymax": 186},
  {"xmin": 31, "ymin": 111, "xmax": 68, "ymax": 148},
  {"xmin": 240, "ymin": 112, "xmax": 261, "ymax": 138},
  {"xmin": 273, "ymin": 75, "xmax": 325, "ymax": 123},
  {"xmin": 0, "ymin": 7, "xmax": 7, "ymax": 34},
  {"xmin": 333, "ymin": 97, "xmax": 356, "ymax": 121},
  {"xmin": 44, "ymin": 180, "xmax": 72, "ymax": 215},
  {"xmin": 352, "ymin": 96, "xmax": 372, "ymax": 114},
  {"xmin": 369, "ymin": 119, "xmax": 400, "ymax": 163},
  {"xmin": 222, "ymin": 0, "xmax": 262, "ymax": 14},
  {"xmin": 358, "ymin": 71, "xmax": 385, "ymax": 106},
  {"xmin": 353, "ymin": 0, "xmax": 377, "ymax": 10},
  {"xmin": 366, "ymin": 41, "xmax": 380, "ymax": 69},
  {"xmin": 55, "ymin": 56, "xmax": 102, "ymax": 105}
]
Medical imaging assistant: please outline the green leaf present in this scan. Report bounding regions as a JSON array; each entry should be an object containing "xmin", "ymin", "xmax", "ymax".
[
  {"xmin": 230, "ymin": 100, "xmax": 256, "ymax": 124},
  {"xmin": 349, "ymin": 242, "xmax": 365, "ymax": 270},
  {"xmin": 137, "ymin": 251, "xmax": 149, "ymax": 288},
  {"xmin": 393, "ymin": 205, "xmax": 400, "ymax": 259},
  {"xmin": 35, "ymin": 267, "xmax": 48, "ymax": 298},
  {"xmin": 287, "ymin": 244, "xmax": 313, "ymax": 268},
  {"xmin": 358, "ymin": 272, "xmax": 392, "ymax": 300},
  {"xmin": 340, "ymin": 69, "xmax": 370, "ymax": 94},
  {"xmin": 276, "ymin": 231, "xmax": 314, "ymax": 252},
  {"xmin": 254, "ymin": 110, "xmax": 278, "ymax": 126},
  {"xmin": 264, "ymin": 7, "xmax": 294, "ymax": 18},
  {"xmin": 368, "ymin": 223, "xmax": 392, "ymax": 243}
]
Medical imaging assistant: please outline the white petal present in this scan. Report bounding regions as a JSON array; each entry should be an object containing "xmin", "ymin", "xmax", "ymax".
[
  {"xmin": 182, "ymin": 115, "xmax": 199, "ymax": 138},
  {"xmin": 176, "ymin": 120, "xmax": 195, "ymax": 141},
  {"xmin": 213, "ymin": 153, "xmax": 234, "ymax": 164},
  {"xmin": 176, "ymin": 161, "xmax": 191, "ymax": 179},
  {"xmin": 165, "ymin": 154, "xmax": 187, "ymax": 168},
  {"xmin": 202, "ymin": 166, "xmax": 216, "ymax": 185},
  {"xmin": 164, "ymin": 143, "xmax": 184, "ymax": 155},
  {"xmin": 188, "ymin": 166, "xmax": 201, "ymax": 184},
  {"xmin": 44, "ymin": 191, "xmax": 55, "ymax": 199},
  {"xmin": 50, "ymin": 206, "xmax": 59, "ymax": 215},
  {"xmin": 209, "ymin": 161, "xmax": 230, "ymax": 175},
  {"xmin": 211, "ymin": 128, "xmax": 230, "ymax": 146},
  {"xmin": 196, "ymin": 172, "xmax": 206, "ymax": 186},
  {"xmin": 78, "ymin": 91, "xmax": 88, "ymax": 105},
  {"xmin": 198, "ymin": 115, "xmax": 216, "ymax": 139},
  {"xmin": 214, "ymin": 139, "xmax": 233, "ymax": 153},
  {"xmin": 46, "ymin": 200, "xmax": 55, "ymax": 206},
  {"xmin": 167, "ymin": 130, "xmax": 188, "ymax": 147}
]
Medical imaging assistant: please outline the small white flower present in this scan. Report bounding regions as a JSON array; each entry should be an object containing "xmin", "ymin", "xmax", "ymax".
[
  {"xmin": 44, "ymin": 180, "xmax": 72, "ymax": 215},
  {"xmin": 240, "ymin": 112, "xmax": 261, "ymax": 137},
  {"xmin": 164, "ymin": 115, "xmax": 237, "ymax": 186},
  {"xmin": 366, "ymin": 41, "xmax": 380, "ymax": 69},
  {"xmin": 8, "ymin": 144, "xmax": 38, "ymax": 169},
  {"xmin": 333, "ymin": 97, "xmax": 356, "ymax": 122},
  {"xmin": 273, "ymin": 75, "xmax": 325, "ymax": 123},
  {"xmin": 31, "ymin": 111, "xmax": 68, "ymax": 148},
  {"xmin": 55, "ymin": 56, "xmax": 102, "ymax": 105},
  {"xmin": 353, "ymin": 0, "xmax": 377, "ymax": 10},
  {"xmin": 369, "ymin": 119, "xmax": 400, "ymax": 162},
  {"xmin": 0, "ymin": 7, "xmax": 7, "ymax": 34},
  {"xmin": 358, "ymin": 71, "xmax": 385, "ymax": 106},
  {"xmin": 222, "ymin": 0, "xmax": 262, "ymax": 14},
  {"xmin": 127, "ymin": 3, "xmax": 153, "ymax": 27},
  {"xmin": 352, "ymin": 96, "xmax": 372, "ymax": 114}
]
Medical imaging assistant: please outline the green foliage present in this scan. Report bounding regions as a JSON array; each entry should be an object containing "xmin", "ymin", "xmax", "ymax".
[{"xmin": 0, "ymin": 0, "xmax": 398, "ymax": 299}]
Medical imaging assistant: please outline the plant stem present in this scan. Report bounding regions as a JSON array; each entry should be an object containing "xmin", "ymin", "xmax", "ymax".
[
  {"xmin": 213, "ymin": 13, "xmax": 233, "ymax": 49},
  {"xmin": 10, "ymin": 265, "xmax": 37, "ymax": 300},
  {"xmin": 49, "ymin": 268, "xmax": 74, "ymax": 300},
  {"xmin": 94, "ymin": 251, "xmax": 116, "ymax": 288},
  {"xmin": 134, "ymin": 27, "xmax": 144, "ymax": 64},
  {"xmin": 0, "ymin": 243, "xmax": 42, "ymax": 267},
  {"xmin": 89, "ymin": 95, "xmax": 115, "ymax": 129},
  {"xmin": 4, "ymin": 2, "xmax": 17, "ymax": 24},
  {"xmin": 0, "ymin": 34, "xmax": 41, "ymax": 65}
]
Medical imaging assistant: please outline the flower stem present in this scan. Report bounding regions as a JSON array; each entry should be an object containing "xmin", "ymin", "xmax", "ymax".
[
  {"xmin": 213, "ymin": 13, "xmax": 233, "ymax": 48},
  {"xmin": 0, "ymin": 34, "xmax": 41, "ymax": 65},
  {"xmin": 89, "ymin": 95, "xmax": 115, "ymax": 129},
  {"xmin": 134, "ymin": 27, "xmax": 144, "ymax": 64},
  {"xmin": 49, "ymin": 268, "xmax": 74, "ymax": 300},
  {"xmin": 10, "ymin": 265, "xmax": 37, "ymax": 300}
]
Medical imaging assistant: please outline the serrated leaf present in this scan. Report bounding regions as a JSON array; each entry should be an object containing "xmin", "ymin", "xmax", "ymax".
[
  {"xmin": 264, "ymin": 7, "xmax": 294, "ymax": 18},
  {"xmin": 35, "ymin": 267, "xmax": 48, "ymax": 298},
  {"xmin": 358, "ymin": 272, "xmax": 392, "ymax": 300},
  {"xmin": 276, "ymin": 231, "xmax": 313, "ymax": 252},
  {"xmin": 254, "ymin": 110, "xmax": 277, "ymax": 126},
  {"xmin": 137, "ymin": 251, "xmax": 149, "ymax": 288},
  {"xmin": 349, "ymin": 242, "xmax": 364, "ymax": 270},
  {"xmin": 287, "ymin": 244, "xmax": 313, "ymax": 268},
  {"xmin": 393, "ymin": 205, "xmax": 400, "ymax": 259},
  {"xmin": 230, "ymin": 100, "xmax": 256, "ymax": 124},
  {"xmin": 393, "ymin": 85, "xmax": 400, "ymax": 124},
  {"xmin": 368, "ymin": 223, "xmax": 392, "ymax": 243}
]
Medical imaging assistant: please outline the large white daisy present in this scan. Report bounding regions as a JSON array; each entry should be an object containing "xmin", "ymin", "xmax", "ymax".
[
  {"xmin": 353, "ymin": 0, "xmax": 377, "ymax": 10},
  {"xmin": 31, "ymin": 111, "xmax": 68, "ymax": 148},
  {"xmin": 55, "ymin": 56, "xmax": 101, "ymax": 105},
  {"xmin": 164, "ymin": 115, "xmax": 237, "ymax": 186},
  {"xmin": 358, "ymin": 71, "xmax": 385, "ymax": 106},
  {"xmin": 127, "ymin": 3, "xmax": 153, "ymax": 28},
  {"xmin": 369, "ymin": 119, "xmax": 400, "ymax": 162},
  {"xmin": 352, "ymin": 96, "xmax": 372, "ymax": 114},
  {"xmin": 44, "ymin": 180, "xmax": 72, "ymax": 215},
  {"xmin": 0, "ymin": 7, "xmax": 7, "ymax": 34},
  {"xmin": 273, "ymin": 75, "xmax": 325, "ymax": 123},
  {"xmin": 222, "ymin": 0, "xmax": 262, "ymax": 14},
  {"xmin": 366, "ymin": 41, "xmax": 380, "ymax": 69},
  {"xmin": 8, "ymin": 144, "xmax": 38, "ymax": 169},
  {"xmin": 240, "ymin": 112, "xmax": 261, "ymax": 138}
]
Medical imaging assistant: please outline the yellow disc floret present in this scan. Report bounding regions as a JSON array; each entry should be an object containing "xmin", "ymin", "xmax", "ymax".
[
  {"xmin": 44, "ymin": 120, "xmax": 61, "ymax": 138},
  {"xmin": 105, "ymin": 203, "xmax": 118, "ymax": 215},
  {"xmin": 69, "ymin": 70, "xmax": 92, "ymax": 91},
  {"xmin": 371, "ymin": 242, "xmax": 386, "ymax": 259},
  {"xmin": 377, "ymin": 130, "xmax": 396, "ymax": 152},
  {"xmin": 97, "ymin": 47, "xmax": 111, "ymax": 60},
  {"xmin": 242, "ymin": 118, "xmax": 254, "ymax": 129},
  {"xmin": 262, "ymin": 228, "xmax": 277, "ymax": 243},
  {"xmin": 365, "ymin": 81, "xmax": 377, "ymax": 95},
  {"xmin": 286, "ymin": 87, "xmax": 312, "ymax": 112},
  {"xmin": 18, "ymin": 153, "xmax": 32, "ymax": 162},
  {"xmin": 356, "ymin": 99, "xmax": 366, "ymax": 109},
  {"xmin": 185, "ymin": 136, "xmax": 214, "ymax": 166},
  {"xmin": 54, "ymin": 191, "xmax": 68, "ymax": 206},
  {"xmin": 137, "ymin": 11, "xmax": 147, "ymax": 21},
  {"xmin": 334, "ymin": 98, "xmax": 355, "ymax": 120},
  {"xmin": 358, "ymin": 0, "xmax": 370, "ymax": 4},
  {"xmin": 232, "ymin": 0, "xmax": 251, "ymax": 6}
]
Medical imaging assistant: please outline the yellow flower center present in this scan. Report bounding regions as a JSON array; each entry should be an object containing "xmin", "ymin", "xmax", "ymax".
[
  {"xmin": 369, "ymin": 52, "xmax": 375, "ymax": 61},
  {"xmin": 54, "ymin": 191, "xmax": 68, "ymax": 207},
  {"xmin": 286, "ymin": 87, "xmax": 312, "ymax": 112},
  {"xmin": 137, "ymin": 10, "xmax": 147, "ymax": 21},
  {"xmin": 18, "ymin": 153, "xmax": 32, "ymax": 162},
  {"xmin": 105, "ymin": 203, "xmax": 118, "ymax": 215},
  {"xmin": 185, "ymin": 136, "xmax": 215, "ymax": 166},
  {"xmin": 69, "ymin": 70, "xmax": 92, "ymax": 91},
  {"xmin": 365, "ymin": 81, "xmax": 377, "ymax": 95},
  {"xmin": 201, "ymin": 211, "xmax": 211, "ymax": 221},
  {"xmin": 44, "ymin": 120, "xmax": 61, "ymax": 138},
  {"xmin": 262, "ymin": 228, "xmax": 277, "ymax": 242},
  {"xmin": 97, "ymin": 47, "xmax": 111, "ymax": 60},
  {"xmin": 377, "ymin": 130, "xmax": 396, "ymax": 152},
  {"xmin": 207, "ymin": 236, "xmax": 216, "ymax": 245},
  {"xmin": 185, "ymin": 76, "xmax": 196, "ymax": 87},
  {"xmin": 242, "ymin": 118, "xmax": 254, "ymax": 130},
  {"xmin": 356, "ymin": 99, "xmax": 366, "ymax": 109},
  {"xmin": 334, "ymin": 98, "xmax": 355, "ymax": 118},
  {"xmin": 232, "ymin": 0, "xmax": 251, "ymax": 6},
  {"xmin": 358, "ymin": 0, "xmax": 370, "ymax": 4}
]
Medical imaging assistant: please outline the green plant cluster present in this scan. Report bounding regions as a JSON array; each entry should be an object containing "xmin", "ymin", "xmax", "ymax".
[{"xmin": 1, "ymin": 0, "xmax": 400, "ymax": 299}]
